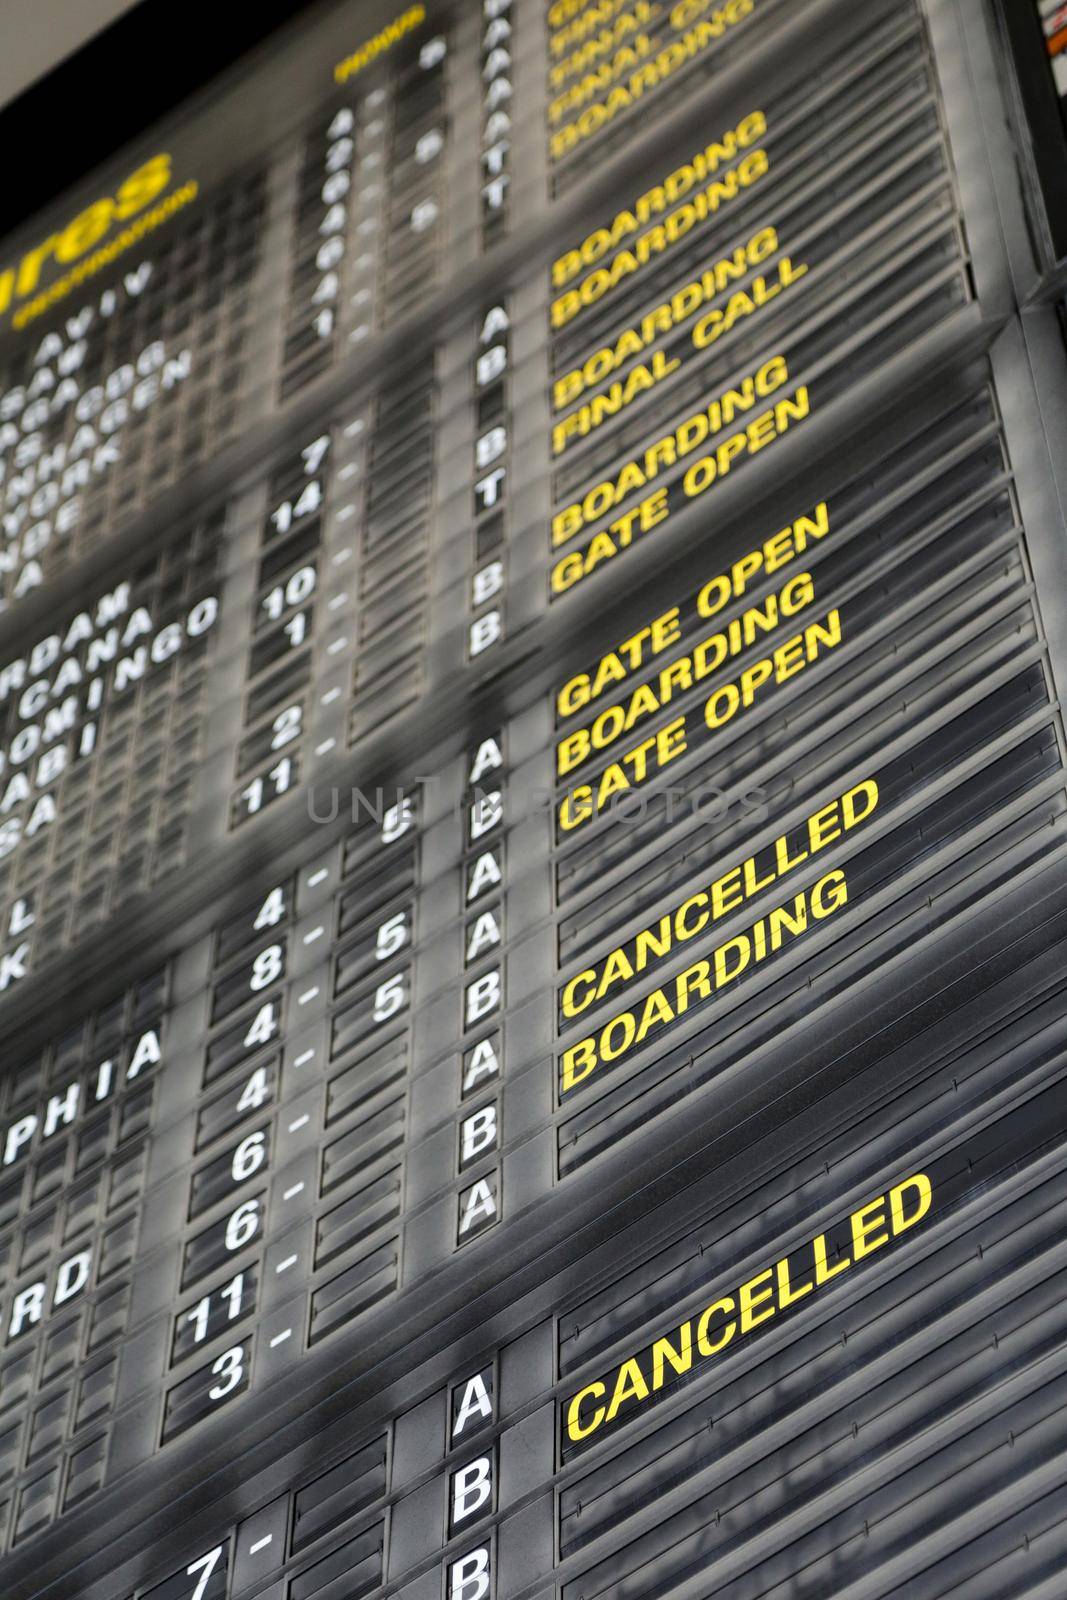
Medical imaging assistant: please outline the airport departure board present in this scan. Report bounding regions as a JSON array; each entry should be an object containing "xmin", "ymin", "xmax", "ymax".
[{"xmin": 2, "ymin": 2, "xmax": 1067, "ymax": 1600}]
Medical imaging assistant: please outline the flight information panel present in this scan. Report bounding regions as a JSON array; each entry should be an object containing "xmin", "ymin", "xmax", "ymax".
[
  {"xmin": 0, "ymin": 164, "xmax": 265, "ymax": 610},
  {"xmin": 0, "ymin": 523, "xmax": 224, "ymax": 961},
  {"xmin": 545, "ymin": 0, "xmax": 969, "ymax": 599},
  {"xmin": 545, "ymin": 0, "xmax": 785, "ymax": 183},
  {"xmin": 1, "ymin": 0, "xmax": 1067, "ymax": 1597},
  {"xmin": 3, "ymin": 914, "xmax": 1066, "ymax": 1595}
]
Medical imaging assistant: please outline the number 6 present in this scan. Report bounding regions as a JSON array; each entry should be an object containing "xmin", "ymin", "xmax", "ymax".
[
  {"xmin": 231, "ymin": 1131, "xmax": 266, "ymax": 1182},
  {"xmin": 225, "ymin": 1198, "xmax": 260, "ymax": 1251}
]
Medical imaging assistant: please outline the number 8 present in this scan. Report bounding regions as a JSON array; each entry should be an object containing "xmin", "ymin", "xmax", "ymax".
[{"xmin": 250, "ymin": 944, "xmax": 283, "ymax": 991}]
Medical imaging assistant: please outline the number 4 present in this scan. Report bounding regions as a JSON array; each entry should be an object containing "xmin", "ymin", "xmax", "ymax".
[
  {"xmin": 253, "ymin": 886, "xmax": 286, "ymax": 930},
  {"xmin": 243, "ymin": 1002, "xmax": 277, "ymax": 1049},
  {"xmin": 237, "ymin": 1064, "xmax": 271, "ymax": 1112},
  {"xmin": 187, "ymin": 1545, "xmax": 223, "ymax": 1600}
]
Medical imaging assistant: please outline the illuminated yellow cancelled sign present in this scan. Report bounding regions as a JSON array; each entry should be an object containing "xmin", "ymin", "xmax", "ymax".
[
  {"xmin": 562, "ymin": 1172, "xmax": 933, "ymax": 1447},
  {"xmin": 558, "ymin": 778, "xmax": 878, "ymax": 1025},
  {"xmin": 559, "ymin": 862, "xmax": 849, "ymax": 1092}
]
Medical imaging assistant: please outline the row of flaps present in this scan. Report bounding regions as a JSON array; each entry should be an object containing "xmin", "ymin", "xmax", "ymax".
[{"xmin": 20, "ymin": 940, "xmax": 1067, "ymax": 1599}]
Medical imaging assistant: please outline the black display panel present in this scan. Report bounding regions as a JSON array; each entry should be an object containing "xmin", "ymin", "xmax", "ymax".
[{"xmin": 0, "ymin": 1, "xmax": 1066, "ymax": 1599}]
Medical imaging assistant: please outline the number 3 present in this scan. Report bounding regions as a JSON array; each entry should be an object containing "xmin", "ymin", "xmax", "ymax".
[{"xmin": 208, "ymin": 1345, "xmax": 244, "ymax": 1401}]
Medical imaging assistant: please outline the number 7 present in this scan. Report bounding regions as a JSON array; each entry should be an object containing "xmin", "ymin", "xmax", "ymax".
[{"xmin": 187, "ymin": 1545, "xmax": 223, "ymax": 1600}]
